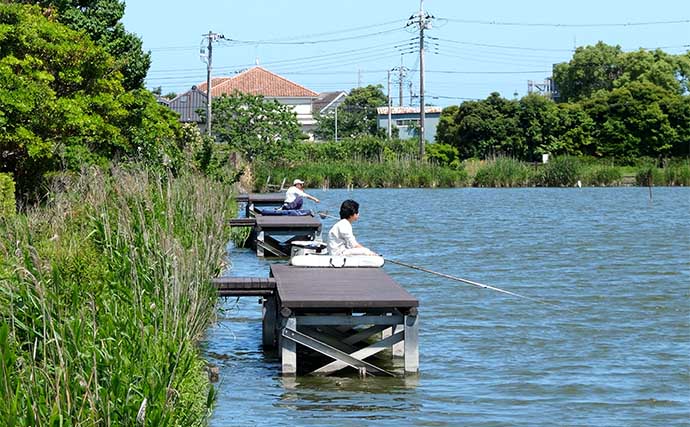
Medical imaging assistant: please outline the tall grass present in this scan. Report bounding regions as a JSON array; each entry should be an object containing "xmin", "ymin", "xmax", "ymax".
[
  {"xmin": 253, "ymin": 159, "xmax": 468, "ymax": 189},
  {"xmin": 0, "ymin": 167, "xmax": 234, "ymax": 425},
  {"xmin": 473, "ymin": 157, "xmax": 531, "ymax": 187}
]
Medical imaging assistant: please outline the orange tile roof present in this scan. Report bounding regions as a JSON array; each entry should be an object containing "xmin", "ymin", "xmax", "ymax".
[
  {"xmin": 196, "ymin": 77, "xmax": 232, "ymax": 92},
  {"xmin": 201, "ymin": 67, "xmax": 318, "ymax": 98}
]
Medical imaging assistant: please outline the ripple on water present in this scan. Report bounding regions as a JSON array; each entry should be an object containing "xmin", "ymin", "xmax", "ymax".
[{"xmin": 207, "ymin": 188, "xmax": 690, "ymax": 427}]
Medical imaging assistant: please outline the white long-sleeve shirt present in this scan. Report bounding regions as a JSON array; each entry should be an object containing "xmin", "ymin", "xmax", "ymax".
[
  {"xmin": 284, "ymin": 185, "xmax": 307, "ymax": 204},
  {"xmin": 327, "ymin": 219, "xmax": 358, "ymax": 255}
]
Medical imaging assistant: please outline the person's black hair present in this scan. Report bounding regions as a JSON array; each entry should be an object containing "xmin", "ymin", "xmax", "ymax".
[{"xmin": 339, "ymin": 199, "xmax": 359, "ymax": 219}]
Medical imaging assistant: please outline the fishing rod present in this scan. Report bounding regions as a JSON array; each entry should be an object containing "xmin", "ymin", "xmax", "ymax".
[
  {"xmin": 317, "ymin": 211, "xmax": 338, "ymax": 220},
  {"xmin": 385, "ymin": 258, "xmax": 575, "ymax": 313},
  {"xmin": 318, "ymin": 210, "xmax": 572, "ymax": 312}
]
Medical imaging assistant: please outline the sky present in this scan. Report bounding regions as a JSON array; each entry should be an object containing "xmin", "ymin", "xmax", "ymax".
[{"xmin": 122, "ymin": 0, "xmax": 689, "ymax": 106}]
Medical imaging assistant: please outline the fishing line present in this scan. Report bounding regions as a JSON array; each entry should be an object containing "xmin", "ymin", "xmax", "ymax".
[
  {"xmin": 384, "ymin": 258, "xmax": 576, "ymax": 313},
  {"xmin": 318, "ymin": 211, "xmax": 573, "ymax": 312}
]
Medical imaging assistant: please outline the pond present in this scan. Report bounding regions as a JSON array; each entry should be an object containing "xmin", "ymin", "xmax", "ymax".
[{"xmin": 205, "ymin": 187, "xmax": 689, "ymax": 426}]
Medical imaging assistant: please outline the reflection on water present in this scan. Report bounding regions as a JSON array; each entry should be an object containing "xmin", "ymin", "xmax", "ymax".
[{"xmin": 206, "ymin": 187, "xmax": 690, "ymax": 427}]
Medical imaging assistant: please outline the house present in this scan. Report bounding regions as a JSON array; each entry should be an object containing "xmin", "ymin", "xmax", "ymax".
[
  {"xmin": 167, "ymin": 86, "xmax": 208, "ymax": 131},
  {"xmin": 198, "ymin": 67, "xmax": 320, "ymax": 136},
  {"xmin": 312, "ymin": 91, "xmax": 347, "ymax": 116},
  {"xmin": 376, "ymin": 106, "xmax": 442, "ymax": 142}
]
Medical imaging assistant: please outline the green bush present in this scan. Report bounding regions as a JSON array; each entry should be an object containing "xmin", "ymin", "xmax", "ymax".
[
  {"xmin": 473, "ymin": 157, "xmax": 531, "ymax": 187},
  {"xmin": 252, "ymin": 159, "xmax": 467, "ymax": 189},
  {"xmin": 585, "ymin": 165, "xmax": 623, "ymax": 186},
  {"xmin": 537, "ymin": 156, "xmax": 582, "ymax": 187},
  {"xmin": 635, "ymin": 166, "xmax": 666, "ymax": 186},
  {"xmin": 664, "ymin": 161, "xmax": 690, "ymax": 186},
  {"xmin": 0, "ymin": 173, "xmax": 15, "ymax": 218}
]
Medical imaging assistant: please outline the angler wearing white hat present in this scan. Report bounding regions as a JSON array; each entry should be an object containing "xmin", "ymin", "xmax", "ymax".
[{"xmin": 282, "ymin": 179, "xmax": 320, "ymax": 210}]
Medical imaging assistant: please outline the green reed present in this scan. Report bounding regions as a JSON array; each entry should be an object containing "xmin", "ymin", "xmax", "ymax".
[
  {"xmin": 252, "ymin": 159, "xmax": 468, "ymax": 189},
  {"xmin": 473, "ymin": 157, "xmax": 532, "ymax": 187},
  {"xmin": 0, "ymin": 166, "xmax": 234, "ymax": 425}
]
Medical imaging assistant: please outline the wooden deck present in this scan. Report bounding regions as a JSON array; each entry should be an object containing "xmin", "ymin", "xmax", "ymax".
[
  {"xmin": 253, "ymin": 215, "xmax": 322, "ymax": 257},
  {"xmin": 212, "ymin": 276, "xmax": 276, "ymax": 297},
  {"xmin": 267, "ymin": 265, "xmax": 419, "ymax": 377},
  {"xmin": 270, "ymin": 265, "xmax": 418, "ymax": 310}
]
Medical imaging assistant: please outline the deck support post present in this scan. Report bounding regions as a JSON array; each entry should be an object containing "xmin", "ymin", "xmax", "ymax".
[
  {"xmin": 262, "ymin": 295, "xmax": 277, "ymax": 348},
  {"xmin": 281, "ymin": 316, "xmax": 297, "ymax": 375},
  {"xmin": 404, "ymin": 313, "xmax": 419, "ymax": 374},
  {"xmin": 256, "ymin": 230, "xmax": 265, "ymax": 257}
]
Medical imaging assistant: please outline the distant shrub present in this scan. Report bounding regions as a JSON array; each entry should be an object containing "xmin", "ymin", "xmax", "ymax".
[
  {"xmin": 473, "ymin": 157, "xmax": 531, "ymax": 187},
  {"xmin": 537, "ymin": 156, "xmax": 582, "ymax": 187},
  {"xmin": 585, "ymin": 165, "xmax": 623, "ymax": 186},
  {"xmin": 664, "ymin": 161, "xmax": 690, "ymax": 186},
  {"xmin": 635, "ymin": 165, "xmax": 665, "ymax": 186},
  {"xmin": 0, "ymin": 173, "xmax": 15, "ymax": 218}
]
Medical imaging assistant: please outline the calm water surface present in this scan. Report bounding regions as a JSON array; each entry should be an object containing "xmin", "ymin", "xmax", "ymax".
[{"xmin": 204, "ymin": 187, "xmax": 690, "ymax": 426}]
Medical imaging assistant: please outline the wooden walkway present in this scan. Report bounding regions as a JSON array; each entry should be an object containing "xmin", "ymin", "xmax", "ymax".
[
  {"xmin": 268, "ymin": 265, "xmax": 419, "ymax": 377},
  {"xmin": 253, "ymin": 215, "xmax": 322, "ymax": 257},
  {"xmin": 236, "ymin": 193, "xmax": 286, "ymax": 217},
  {"xmin": 212, "ymin": 267, "xmax": 420, "ymax": 377},
  {"xmin": 212, "ymin": 276, "xmax": 276, "ymax": 297}
]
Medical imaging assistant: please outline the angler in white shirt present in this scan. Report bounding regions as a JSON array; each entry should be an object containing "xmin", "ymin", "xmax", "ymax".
[
  {"xmin": 327, "ymin": 199, "xmax": 375, "ymax": 256},
  {"xmin": 282, "ymin": 179, "xmax": 320, "ymax": 210}
]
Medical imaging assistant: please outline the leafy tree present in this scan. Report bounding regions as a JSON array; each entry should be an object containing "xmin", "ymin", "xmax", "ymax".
[
  {"xmin": 553, "ymin": 42, "xmax": 625, "ymax": 102},
  {"xmin": 518, "ymin": 93, "xmax": 559, "ymax": 160},
  {"xmin": 210, "ymin": 91, "xmax": 303, "ymax": 161},
  {"xmin": 18, "ymin": 0, "xmax": 150, "ymax": 90},
  {"xmin": 550, "ymin": 102, "xmax": 595, "ymax": 156},
  {"xmin": 583, "ymin": 81, "xmax": 677, "ymax": 160},
  {"xmin": 0, "ymin": 4, "xmax": 182, "ymax": 196},
  {"xmin": 436, "ymin": 93, "xmax": 522, "ymax": 160},
  {"xmin": 315, "ymin": 85, "xmax": 388, "ymax": 139},
  {"xmin": 616, "ymin": 48, "xmax": 690, "ymax": 95}
]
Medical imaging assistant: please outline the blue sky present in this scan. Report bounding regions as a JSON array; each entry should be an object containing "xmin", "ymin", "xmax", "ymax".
[{"xmin": 122, "ymin": 0, "xmax": 689, "ymax": 106}]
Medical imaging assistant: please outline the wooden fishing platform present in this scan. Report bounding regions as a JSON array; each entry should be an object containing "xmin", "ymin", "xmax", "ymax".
[
  {"xmin": 236, "ymin": 193, "xmax": 286, "ymax": 217},
  {"xmin": 229, "ymin": 213, "xmax": 322, "ymax": 258},
  {"xmin": 214, "ymin": 265, "xmax": 419, "ymax": 377}
]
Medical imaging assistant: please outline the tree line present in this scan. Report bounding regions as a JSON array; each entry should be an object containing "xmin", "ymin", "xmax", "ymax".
[{"xmin": 436, "ymin": 42, "xmax": 690, "ymax": 164}]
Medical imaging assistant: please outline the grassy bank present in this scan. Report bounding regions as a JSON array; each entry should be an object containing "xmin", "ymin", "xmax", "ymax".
[
  {"xmin": 253, "ymin": 159, "xmax": 468, "ymax": 189},
  {"xmin": 0, "ymin": 167, "xmax": 234, "ymax": 425},
  {"xmin": 252, "ymin": 155, "xmax": 690, "ymax": 189}
]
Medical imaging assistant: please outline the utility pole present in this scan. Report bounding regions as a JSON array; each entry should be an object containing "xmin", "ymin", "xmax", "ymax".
[
  {"xmin": 334, "ymin": 105, "xmax": 338, "ymax": 142},
  {"xmin": 200, "ymin": 31, "xmax": 224, "ymax": 135},
  {"xmin": 408, "ymin": 1, "xmax": 433, "ymax": 158},
  {"xmin": 393, "ymin": 56, "xmax": 409, "ymax": 107},
  {"xmin": 387, "ymin": 70, "xmax": 392, "ymax": 140}
]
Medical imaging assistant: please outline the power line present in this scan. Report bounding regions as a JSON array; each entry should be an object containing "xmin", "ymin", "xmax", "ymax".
[
  {"xmin": 227, "ymin": 27, "xmax": 403, "ymax": 45},
  {"xmin": 229, "ymin": 19, "xmax": 407, "ymax": 43},
  {"xmin": 437, "ymin": 17, "xmax": 690, "ymax": 27}
]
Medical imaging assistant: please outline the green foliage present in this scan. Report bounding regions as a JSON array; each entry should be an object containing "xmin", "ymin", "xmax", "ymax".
[
  {"xmin": 0, "ymin": 173, "xmax": 15, "ymax": 218},
  {"xmin": 472, "ymin": 157, "xmax": 531, "ymax": 187},
  {"xmin": 21, "ymin": 0, "xmax": 151, "ymax": 90},
  {"xmin": 0, "ymin": 4, "xmax": 184, "ymax": 199},
  {"xmin": 583, "ymin": 81, "xmax": 678, "ymax": 160},
  {"xmin": 211, "ymin": 91, "xmax": 303, "ymax": 161},
  {"xmin": 253, "ymin": 159, "xmax": 467, "ymax": 189},
  {"xmin": 437, "ymin": 43, "xmax": 689, "ymax": 163},
  {"xmin": 315, "ymin": 85, "xmax": 388, "ymax": 139},
  {"xmin": 663, "ymin": 160, "xmax": 690, "ymax": 186},
  {"xmin": 537, "ymin": 156, "xmax": 582, "ymax": 187},
  {"xmin": 584, "ymin": 164, "xmax": 623, "ymax": 186},
  {"xmin": 424, "ymin": 143, "xmax": 460, "ymax": 167},
  {"xmin": 553, "ymin": 42, "xmax": 625, "ymax": 102},
  {"xmin": 0, "ymin": 167, "xmax": 235, "ymax": 425}
]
